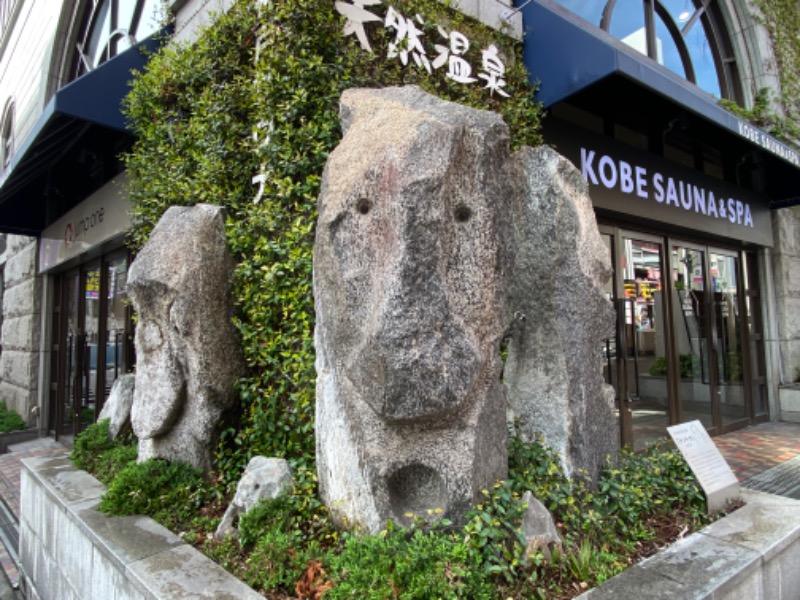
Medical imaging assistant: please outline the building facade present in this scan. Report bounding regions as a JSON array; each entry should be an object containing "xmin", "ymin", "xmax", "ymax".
[{"xmin": 0, "ymin": 0, "xmax": 797, "ymax": 451}]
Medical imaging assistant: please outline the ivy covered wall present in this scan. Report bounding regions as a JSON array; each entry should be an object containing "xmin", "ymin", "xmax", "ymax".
[{"xmin": 123, "ymin": 0, "xmax": 543, "ymax": 484}]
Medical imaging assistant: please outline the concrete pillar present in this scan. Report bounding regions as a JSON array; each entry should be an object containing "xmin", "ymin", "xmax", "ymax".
[{"xmin": 771, "ymin": 207, "xmax": 800, "ymax": 386}]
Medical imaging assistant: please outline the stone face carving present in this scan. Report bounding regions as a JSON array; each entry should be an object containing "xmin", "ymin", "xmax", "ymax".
[
  {"xmin": 504, "ymin": 146, "xmax": 618, "ymax": 481},
  {"xmin": 314, "ymin": 86, "xmax": 618, "ymax": 531},
  {"xmin": 314, "ymin": 86, "xmax": 514, "ymax": 532},
  {"xmin": 98, "ymin": 373, "xmax": 135, "ymax": 439},
  {"xmin": 215, "ymin": 456, "xmax": 293, "ymax": 540},
  {"xmin": 127, "ymin": 204, "xmax": 243, "ymax": 473}
]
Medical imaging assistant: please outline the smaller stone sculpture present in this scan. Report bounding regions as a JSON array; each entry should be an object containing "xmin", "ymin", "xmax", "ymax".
[
  {"xmin": 504, "ymin": 146, "xmax": 618, "ymax": 481},
  {"xmin": 127, "ymin": 204, "xmax": 243, "ymax": 473},
  {"xmin": 215, "ymin": 457, "xmax": 293, "ymax": 540},
  {"xmin": 98, "ymin": 373, "xmax": 135, "ymax": 439}
]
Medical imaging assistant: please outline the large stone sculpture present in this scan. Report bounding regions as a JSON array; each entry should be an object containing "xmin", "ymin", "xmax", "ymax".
[
  {"xmin": 504, "ymin": 147, "xmax": 618, "ymax": 481},
  {"xmin": 314, "ymin": 86, "xmax": 618, "ymax": 531},
  {"xmin": 314, "ymin": 86, "xmax": 514, "ymax": 532},
  {"xmin": 127, "ymin": 204, "xmax": 243, "ymax": 473}
]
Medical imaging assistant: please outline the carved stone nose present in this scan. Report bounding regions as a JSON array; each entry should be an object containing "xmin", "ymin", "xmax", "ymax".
[{"xmin": 353, "ymin": 297, "xmax": 481, "ymax": 422}]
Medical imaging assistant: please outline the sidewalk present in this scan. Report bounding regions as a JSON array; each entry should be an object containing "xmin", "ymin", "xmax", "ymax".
[{"xmin": 0, "ymin": 422, "xmax": 797, "ymax": 597}]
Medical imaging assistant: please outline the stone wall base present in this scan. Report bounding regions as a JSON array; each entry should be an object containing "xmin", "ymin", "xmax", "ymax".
[
  {"xmin": 780, "ymin": 386, "xmax": 800, "ymax": 423},
  {"xmin": 20, "ymin": 456, "xmax": 262, "ymax": 600}
]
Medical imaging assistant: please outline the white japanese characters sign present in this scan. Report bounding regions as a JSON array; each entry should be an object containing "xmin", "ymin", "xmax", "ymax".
[{"xmin": 335, "ymin": 0, "xmax": 510, "ymax": 98}]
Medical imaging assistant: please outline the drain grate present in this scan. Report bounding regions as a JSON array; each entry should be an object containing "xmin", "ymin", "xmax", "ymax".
[{"xmin": 743, "ymin": 455, "xmax": 800, "ymax": 500}]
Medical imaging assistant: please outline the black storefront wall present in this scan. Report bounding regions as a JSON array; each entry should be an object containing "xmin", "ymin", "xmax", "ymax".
[{"xmin": 545, "ymin": 119, "xmax": 774, "ymax": 247}]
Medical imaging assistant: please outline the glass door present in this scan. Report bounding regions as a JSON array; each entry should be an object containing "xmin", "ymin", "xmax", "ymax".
[
  {"xmin": 49, "ymin": 251, "xmax": 133, "ymax": 440},
  {"xmin": 670, "ymin": 243, "xmax": 714, "ymax": 430},
  {"xmin": 710, "ymin": 250, "xmax": 748, "ymax": 430},
  {"xmin": 602, "ymin": 227, "xmax": 671, "ymax": 450},
  {"xmin": 669, "ymin": 242, "xmax": 759, "ymax": 434},
  {"xmin": 621, "ymin": 234, "xmax": 670, "ymax": 450},
  {"xmin": 602, "ymin": 227, "xmax": 767, "ymax": 449}
]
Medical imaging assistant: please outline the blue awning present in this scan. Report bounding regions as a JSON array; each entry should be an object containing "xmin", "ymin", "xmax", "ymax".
[
  {"xmin": 519, "ymin": 0, "xmax": 800, "ymax": 208},
  {"xmin": 0, "ymin": 31, "xmax": 167, "ymax": 235}
]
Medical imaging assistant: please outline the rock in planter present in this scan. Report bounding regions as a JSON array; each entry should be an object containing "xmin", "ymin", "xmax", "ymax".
[
  {"xmin": 127, "ymin": 204, "xmax": 243, "ymax": 473},
  {"xmin": 215, "ymin": 456, "xmax": 293, "ymax": 540},
  {"xmin": 504, "ymin": 146, "xmax": 618, "ymax": 481},
  {"xmin": 520, "ymin": 490, "xmax": 562, "ymax": 561},
  {"xmin": 314, "ymin": 86, "xmax": 514, "ymax": 533},
  {"xmin": 98, "ymin": 373, "xmax": 135, "ymax": 439}
]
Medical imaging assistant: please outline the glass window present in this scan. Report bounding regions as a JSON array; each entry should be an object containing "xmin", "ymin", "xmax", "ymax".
[
  {"xmin": 552, "ymin": 0, "xmax": 736, "ymax": 99},
  {"xmin": 71, "ymin": 0, "xmax": 164, "ymax": 80},
  {"xmin": 1, "ymin": 101, "xmax": 12, "ymax": 171}
]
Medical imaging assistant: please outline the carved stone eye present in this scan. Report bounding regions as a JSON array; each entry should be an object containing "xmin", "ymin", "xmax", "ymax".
[
  {"xmin": 454, "ymin": 204, "xmax": 472, "ymax": 223},
  {"xmin": 356, "ymin": 198, "xmax": 372, "ymax": 215}
]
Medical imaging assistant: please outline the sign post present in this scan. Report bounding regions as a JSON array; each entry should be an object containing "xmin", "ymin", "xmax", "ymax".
[{"xmin": 667, "ymin": 420, "xmax": 740, "ymax": 513}]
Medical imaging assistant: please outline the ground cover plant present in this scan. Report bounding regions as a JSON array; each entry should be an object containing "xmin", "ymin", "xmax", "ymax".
[
  {"xmin": 73, "ymin": 421, "xmax": 726, "ymax": 598},
  {"xmin": 0, "ymin": 401, "xmax": 26, "ymax": 433}
]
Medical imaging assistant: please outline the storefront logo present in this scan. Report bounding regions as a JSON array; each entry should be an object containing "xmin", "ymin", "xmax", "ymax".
[
  {"xmin": 64, "ymin": 207, "xmax": 105, "ymax": 247},
  {"xmin": 581, "ymin": 148, "xmax": 755, "ymax": 228}
]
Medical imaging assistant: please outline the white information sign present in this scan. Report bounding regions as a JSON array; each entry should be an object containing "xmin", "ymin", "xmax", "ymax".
[{"xmin": 668, "ymin": 420, "xmax": 740, "ymax": 513}]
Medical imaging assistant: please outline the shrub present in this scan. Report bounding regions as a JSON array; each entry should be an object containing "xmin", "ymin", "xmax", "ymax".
[
  {"xmin": 70, "ymin": 420, "xmax": 118, "ymax": 473},
  {"xmin": 0, "ymin": 401, "xmax": 26, "ymax": 433},
  {"xmin": 99, "ymin": 459, "xmax": 215, "ymax": 531},
  {"xmin": 123, "ymin": 0, "xmax": 544, "ymax": 489}
]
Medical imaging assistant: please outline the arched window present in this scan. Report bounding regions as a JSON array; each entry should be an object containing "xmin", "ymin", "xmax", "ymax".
[
  {"xmin": 1, "ymin": 101, "xmax": 13, "ymax": 172},
  {"xmin": 70, "ymin": 0, "xmax": 163, "ymax": 80},
  {"xmin": 553, "ymin": 0, "xmax": 741, "ymax": 100}
]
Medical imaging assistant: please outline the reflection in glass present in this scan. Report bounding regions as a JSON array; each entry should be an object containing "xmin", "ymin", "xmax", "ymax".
[
  {"xmin": 104, "ymin": 256, "xmax": 129, "ymax": 406},
  {"xmin": 712, "ymin": 253, "xmax": 746, "ymax": 425},
  {"xmin": 742, "ymin": 254, "xmax": 767, "ymax": 416},
  {"xmin": 654, "ymin": 15, "xmax": 686, "ymax": 78},
  {"xmin": 623, "ymin": 238, "xmax": 667, "ymax": 451},
  {"xmin": 82, "ymin": 266, "xmax": 101, "ymax": 429},
  {"xmin": 551, "ymin": 0, "xmax": 728, "ymax": 98},
  {"xmin": 64, "ymin": 274, "xmax": 80, "ymax": 433},
  {"xmin": 672, "ymin": 246, "xmax": 712, "ymax": 428}
]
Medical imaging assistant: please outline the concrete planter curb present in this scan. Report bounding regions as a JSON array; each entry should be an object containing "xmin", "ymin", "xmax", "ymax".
[
  {"xmin": 0, "ymin": 428, "xmax": 38, "ymax": 453},
  {"xmin": 578, "ymin": 489, "xmax": 800, "ymax": 599},
  {"xmin": 19, "ymin": 456, "xmax": 262, "ymax": 600},
  {"xmin": 20, "ymin": 456, "xmax": 800, "ymax": 599}
]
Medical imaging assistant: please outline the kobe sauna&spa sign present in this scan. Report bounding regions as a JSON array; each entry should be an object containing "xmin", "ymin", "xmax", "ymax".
[{"xmin": 335, "ymin": 0, "xmax": 512, "ymax": 98}]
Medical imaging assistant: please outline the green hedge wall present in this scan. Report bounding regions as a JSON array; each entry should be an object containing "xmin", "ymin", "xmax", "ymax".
[{"xmin": 123, "ymin": 0, "xmax": 543, "ymax": 486}]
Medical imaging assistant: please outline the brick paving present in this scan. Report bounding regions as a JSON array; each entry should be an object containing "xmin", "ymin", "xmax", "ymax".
[{"xmin": 714, "ymin": 421, "xmax": 800, "ymax": 483}]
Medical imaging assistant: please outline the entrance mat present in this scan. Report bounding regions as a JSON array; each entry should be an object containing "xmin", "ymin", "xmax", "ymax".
[{"xmin": 744, "ymin": 454, "xmax": 800, "ymax": 500}]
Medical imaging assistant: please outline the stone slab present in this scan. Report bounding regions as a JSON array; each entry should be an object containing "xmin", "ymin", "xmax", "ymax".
[
  {"xmin": 77, "ymin": 509, "xmax": 185, "ymax": 570},
  {"xmin": 22, "ymin": 457, "xmax": 105, "ymax": 507},
  {"xmin": 127, "ymin": 544, "xmax": 263, "ymax": 600},
  {"xmin": 703, "ymin": 489, "xmax": 800, "ymax": 560}
]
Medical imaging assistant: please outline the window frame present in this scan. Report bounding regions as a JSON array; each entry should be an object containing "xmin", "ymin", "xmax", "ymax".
[
  {"xmin": 1, "ymin": 99, "xmax": 13, "ymax": 171},
  {"xmin": 561, "ymin": 0, "xmax": 742, "ymax": 101}
]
